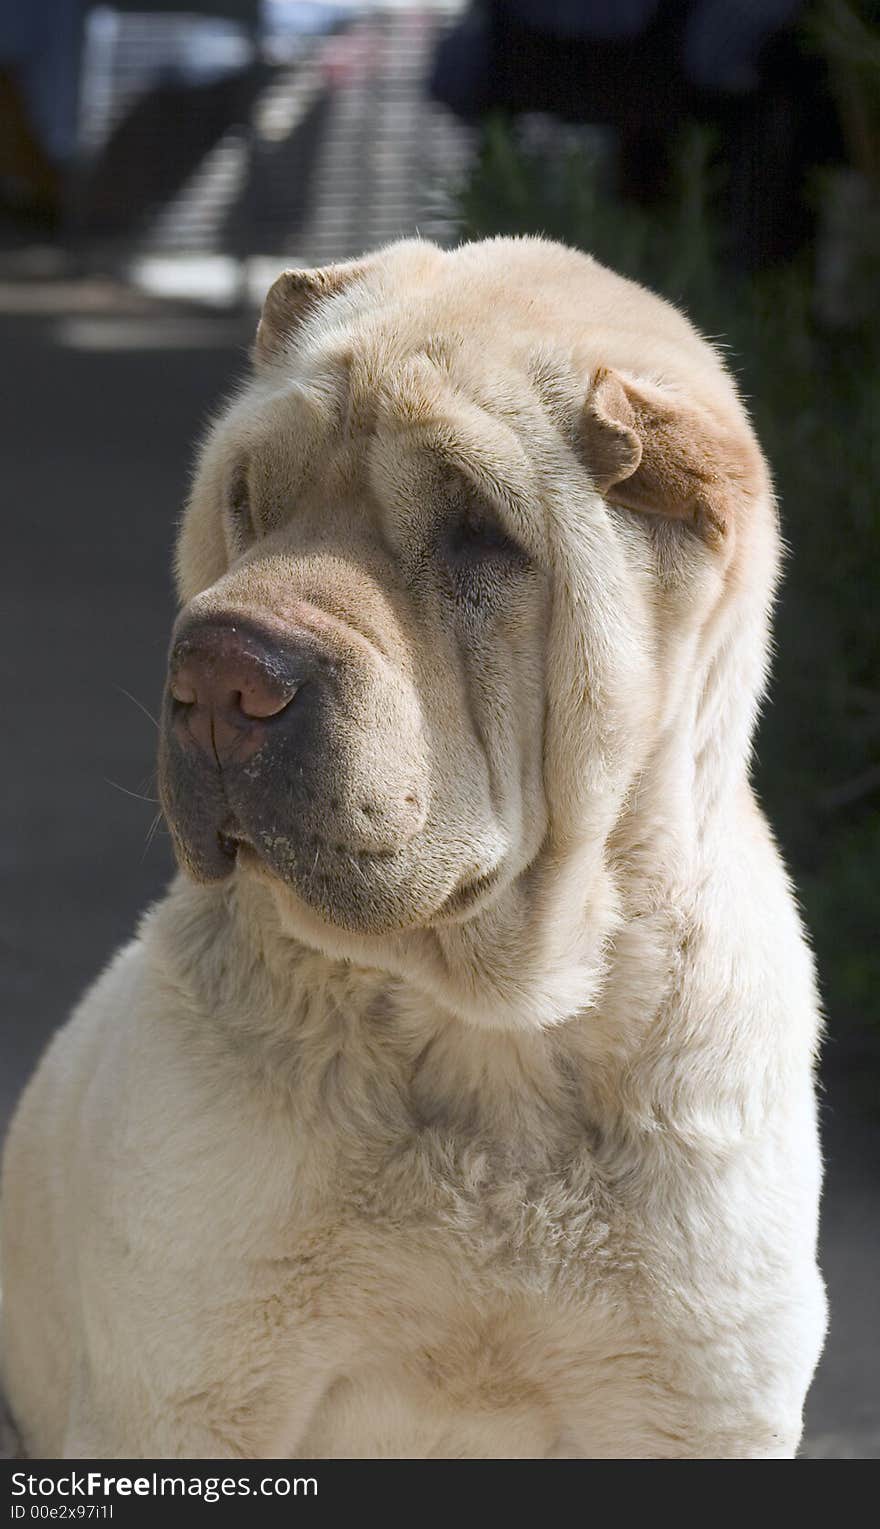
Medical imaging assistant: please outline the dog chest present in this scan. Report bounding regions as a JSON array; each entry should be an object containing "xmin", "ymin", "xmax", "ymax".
[{"xmin": 264, "ymin": 1160, "xmax": 647, "ymax": 1459}]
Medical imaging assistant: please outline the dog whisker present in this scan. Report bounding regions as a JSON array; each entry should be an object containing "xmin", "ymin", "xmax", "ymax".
[
  {"xmin": 105, "ymin": 777, "xmax": 159, "ymax": 806},
  {"xmin": 142, "ymin": 811, "xmax": 165, "ymax": 860},
  {"xmin": 115, "ymin": 685, "xmax": 160, "ymax": 731}
]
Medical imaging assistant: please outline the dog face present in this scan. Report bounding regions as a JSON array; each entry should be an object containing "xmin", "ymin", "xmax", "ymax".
[{"xmin": 160, "ymin": 238, "xmax": 775, "ymax": 959}]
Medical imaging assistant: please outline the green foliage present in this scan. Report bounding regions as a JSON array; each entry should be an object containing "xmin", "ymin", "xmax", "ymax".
[
  {"xmin": 808, "ymin": 1, "xmax": 880, "ymax": 183},
  {"xmin": 455, "ymin": 119, "xmax": 880, "ymax": 1025}
]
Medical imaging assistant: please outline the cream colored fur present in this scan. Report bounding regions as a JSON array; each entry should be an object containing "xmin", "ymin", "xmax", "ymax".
[{"xmin": 1, "ymin": 238, "xmax": 826, "ymax": 1459}]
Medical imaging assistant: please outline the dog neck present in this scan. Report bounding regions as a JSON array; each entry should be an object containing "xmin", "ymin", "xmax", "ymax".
[{"xmin": 156, "ymin": 745, "xmax": 749, "ymax": 1074}]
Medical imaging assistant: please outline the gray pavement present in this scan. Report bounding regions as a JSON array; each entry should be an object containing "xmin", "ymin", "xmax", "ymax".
[{"xmin": 1, "ymin": 300, "xmax": 877, "ymax": 1458}]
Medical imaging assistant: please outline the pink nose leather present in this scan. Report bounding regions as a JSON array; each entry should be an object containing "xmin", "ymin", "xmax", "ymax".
[{"xmin": 170, "ymin": 626, "xmax": 297, "ymax": 760}]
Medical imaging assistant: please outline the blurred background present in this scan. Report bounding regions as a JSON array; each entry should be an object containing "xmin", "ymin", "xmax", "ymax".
[{"xmin": 1, "ymin": 0, "xmax": 877, "ymax": 1457}]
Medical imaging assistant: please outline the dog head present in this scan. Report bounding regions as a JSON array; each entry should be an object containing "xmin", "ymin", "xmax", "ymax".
[{"xmin": 159, "ymin": 238, "xmax": 777, "ymax": 1018}]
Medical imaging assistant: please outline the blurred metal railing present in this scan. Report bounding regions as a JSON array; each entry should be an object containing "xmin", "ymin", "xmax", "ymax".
[{"xmin": 73, "ymin": 1, "xmax": 471, "ymax": 271}]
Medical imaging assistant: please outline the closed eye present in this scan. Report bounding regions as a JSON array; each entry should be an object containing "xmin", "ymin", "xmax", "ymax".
[
  {"xmin": 226, "ymin": 464, "xmax": 255, "ymax": 548},
  {"xmin": 446, "ymin": 505, "xmax": 525, "ymax": 563}
]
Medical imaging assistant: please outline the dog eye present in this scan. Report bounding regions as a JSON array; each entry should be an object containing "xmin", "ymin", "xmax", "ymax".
[
  {"xmin": 447, "ymin": 506, "xmax": 523, "ymax": 563},
  {"xmin": 226, "ymin": 466, "xmax": 254, "ymax": 547}
]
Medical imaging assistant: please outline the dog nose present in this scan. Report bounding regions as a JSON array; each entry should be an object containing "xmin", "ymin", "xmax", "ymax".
[{"xmin": 169, "ymin": 619, "xmax": 299, "ymax": 761}]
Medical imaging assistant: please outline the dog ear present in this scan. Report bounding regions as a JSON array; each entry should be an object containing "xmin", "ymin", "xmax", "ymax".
[
  {"xmin": 254, "ymin": 259, "xmax": 369, "ymax": 363},
  {"xmin": 582, "ymin": 366, "xmax": 760, "ymax": 546}
]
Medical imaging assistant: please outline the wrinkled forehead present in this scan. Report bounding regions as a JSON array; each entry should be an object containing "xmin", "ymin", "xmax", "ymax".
[{"xmin": 223, "ymin": 332, "xmax": 561, "ymax": 536}]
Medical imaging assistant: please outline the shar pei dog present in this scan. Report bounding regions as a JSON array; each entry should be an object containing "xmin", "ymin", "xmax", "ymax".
[{"xmin": 1, "ymin": 237, "xmax": 826, "ymax": 1459}]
